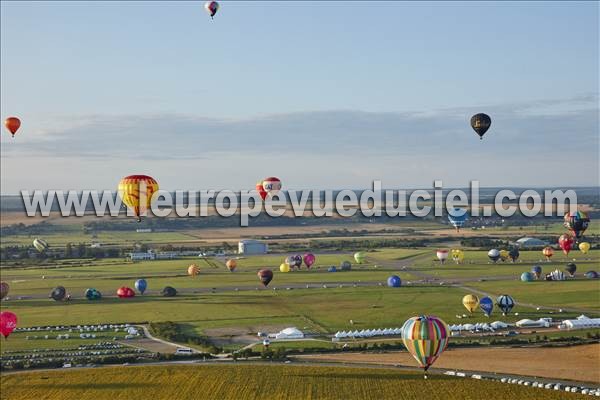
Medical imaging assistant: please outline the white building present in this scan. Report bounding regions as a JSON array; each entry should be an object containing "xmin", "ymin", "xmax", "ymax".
[
  {"xmin": 238, "ymin": 240, "xmax": 268, "ymax": 255},
  {"xmin": 274, "ymin": 327, "xmax": 304, "ymax": 340},
  {"xmin": 515, "ymin": 319, "xmax": 550, "ymax": 328},
  {"xmin": 559, "ymin": 317, "xmax": 600, "ymax": 330}
]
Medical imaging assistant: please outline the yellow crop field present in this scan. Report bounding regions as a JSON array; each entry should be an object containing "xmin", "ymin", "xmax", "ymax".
[{"xmin": 0, "ymin": 364, "xmax": 587, "ymax": 400}]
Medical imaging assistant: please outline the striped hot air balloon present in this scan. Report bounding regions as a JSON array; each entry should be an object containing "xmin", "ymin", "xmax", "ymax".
[
  {"xmin": 401, "ymin": 315, "xmax": 449, "ymax": 375},
  {"xmin": 118, "ymin": 175, "xmax": 159, "ymax": 222},
  {"xmin": 564, "ymin": 210, "xmax": 590, "ymax": 240},
  {"xmin": 496, "ymin": 294, "xmax": 515, "ymax": 315}
]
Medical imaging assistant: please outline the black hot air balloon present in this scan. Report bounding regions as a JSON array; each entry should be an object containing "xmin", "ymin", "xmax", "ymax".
[
  {"xmin": 565, "ymin": 263, "xmax": 577, "ymax": 277},
  {"xmin": 257, "ymin": 269, "xmax": 273, "ymax": 287},
  {"xmin": 50, "ymin": 286, "xmax": 67, "ymax": 301},
  {"xmin": 470, "ymin": 113, "xmax": 491, "ymax": 139},
  {"xmin": 161, "ymin": 286, "xmax": 177, "ymax": 297}
]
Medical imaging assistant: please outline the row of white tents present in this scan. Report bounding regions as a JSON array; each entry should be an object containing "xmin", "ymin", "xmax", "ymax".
[
  {"xmin": 334, "ymin": 328, "xmax": 403, "ymax": 339},
  {"xmin": 449, "ymin": 321, "xmax": 509, "ymax": 332}
]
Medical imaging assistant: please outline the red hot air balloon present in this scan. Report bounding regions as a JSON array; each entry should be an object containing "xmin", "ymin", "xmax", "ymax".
[
  {"xmin": 204, "ymin": 1, "xmax": 219, "ymax": 19},
  {"xmin": 117, "ymin": 287, "xmax": 135, "ymax": 298},
  {"xmin": 257, "ymin": 269, "xmax": 273, "ymax": 287},
  {"xmin": 558, "ymin": 234, "xmax": 574, "ymax": 256},
  {"xmin": 262, "ymin": 177, "xmax": 282, "ymax": 197},
  {"xmin": 0, "ymin": 311, "xmax": 18, "ymax": 338},
  {"xmin": 4, "ymin": 117, "xmax": 21, "ymax": 138},
  {"xmin": 303, "ymin": 253, "xmax": 316, "ymax": 269},
  {"xmin": 256, "ymin": 181, "xmax": 268, "ymax": 201}
]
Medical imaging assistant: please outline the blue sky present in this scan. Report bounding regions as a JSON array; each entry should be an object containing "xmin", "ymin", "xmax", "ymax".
[{"xmin": 1, "ymin": 1, "xmax": 598, "ymax": 192}]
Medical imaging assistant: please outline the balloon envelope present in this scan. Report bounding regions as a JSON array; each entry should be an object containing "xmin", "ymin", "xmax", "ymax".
[
  {"xmin": 327, "ymin": 266, "xmax": 337, "ymax": 272},
  {"xmin": 436, "ymin": 249, "xmax": 449, "ymax": 263},
  {"xmin": 50, "ymin": 286, "xmax": 66, "ymax": 301},
  {"xmin": 542, "ymin": 246, "xmax": 554, "ymax": 260},
  {"xmin": 496, "ymin": 294, "xmax": 515, "ymax": 315},
  {"xmin": 85, "ymin": 288, "xmax": 102, "ymax": 300},
  {"xmin": 520, "ymin": 272, "xmax": 534, "ymax": 282},
  {"xmin": 257, "ymin": 269, "xmax": 273, "ymax": 286},
  {"xmin": 340, "ymin": 261, "xmax": 352, "ymax": 271},
  {"xmin": 0, "ymin": 311, "xmax": 18, "ymax": 338},
  {"xmin": 479, "ymin": 296, "xmax": 494, "ymax": 316},
  {"xmin": 387, "ymin": 275, "xmax": 401, "ymax": 288},
  {"xmin": 585, "ymin": 271, "xmax": 599, "ymax": 279},
  {"xmin": 579, "ymin": 242, "xmax": 590, "ymax": 254},
  {"xmin": 564, "ymin": 211, "xmax": 590, "ymax": 239},
  {"xmin": 565, "ymin": 263, "xmax": 577, "ymax": 277},
  {"xmin": 470, "ymin": 113, "xmax": 491, "ymax": 139},
  {"xmin": 118, "ymin": 175, "xmax": 159, "ymax": 221},
  {"xmin": 303, "ymin": 253, "xmax": 316, "ymax": 268},
  {"xmin": 531, "ymin": 265, "xmax": 542, "ymax": 279},
  {"xmin": 279, "ymin": 263, "xmax": 290, "ymax": 273},
  {"xmin": 509, "ymin": 247, "xmax": 520, "ymax": 262},
  {"xmin": 161, "ymin": 286, "xmax": 177, "ymax": 297},
  {"xmin": 0, "ymin": 281, "xmax": 9, "ymax": 299},
  {"xmin": 226, "ymin": 259, "xmax": 237, "ymax": 272},
  {"xmin": 354, "ymin": 252, "xmax": 366, "ymax": 264},
  {"xmin": 188, "ymin": 264, "xmax": 200, "ymax": 277},
  {"xmin": 558, "ymin": 234, "xmax": 574, "ymax": 255},
  {"xmin": 462, "ymin": 294, "xmax": 479, "ymax": 313},
  {"xmin": 451, "ymin": 249, "xmax": 464, "ymax": 264},
  {"xmin": 33, "ymin": 238, "xmax": 49, "ymax": 253},
  {"xmin": 401, "ymin": 315, "xmax": 449, "ymax": 371},
  {"xmin": 448, "ymin": 208, "xmax": 467, "ymax": 231},
  {"xmin": 255, "ymin": 181, "xmax": 267, "ymax": 201},
  {"xmin": 262, "ymin": 177, "xmax": 281, "ymax": 197},
  {"xmin": 4, "ymin": 117, "xmax": 21, "ymax": 137},
  {"xmin": 204, "ymin": 1, "xmax": 219, "ymax": 18},
  {"xmin": 135, "ymin": 279, "xmax": 147, "ymax": 294},
  {"xmin": 488, "ymin": 249, "xmax": 500, "ymax": 263},
  {"xmin": 117, "ymin": 287, "xmax": 135, "ymax": 298}
]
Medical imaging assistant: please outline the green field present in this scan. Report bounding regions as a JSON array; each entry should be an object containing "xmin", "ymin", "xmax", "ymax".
[{"xmin": 0, "ymin": 364, "xmax": 587, "ymax": 400}]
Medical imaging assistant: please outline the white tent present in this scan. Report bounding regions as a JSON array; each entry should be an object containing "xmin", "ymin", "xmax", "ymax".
[
  {"xmin": 490, "ymin": 321, "xmax": 509, "ymax": 329},
  {"xmin": 275, "ymin": 327, "xmax": 304, "ymax": 340}
]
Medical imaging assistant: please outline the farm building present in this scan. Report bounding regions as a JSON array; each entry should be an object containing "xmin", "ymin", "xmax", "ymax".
[
  {"xmin": 238, "ymin": 240, "xmax": 268, "ymax": 255},
  {"xmin": 274, "ymin": 327, "xmax": 304, "ymax": 340}
]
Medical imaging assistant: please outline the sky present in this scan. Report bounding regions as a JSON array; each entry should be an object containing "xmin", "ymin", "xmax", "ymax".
[{"xmin": 1, "ymin": 1, "xmax": 598, "ymax": 193}]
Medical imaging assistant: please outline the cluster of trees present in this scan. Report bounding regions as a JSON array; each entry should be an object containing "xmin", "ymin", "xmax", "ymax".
[{"xmin": 149, "ymin": 322, "xmax": 221, "ymax": 354}]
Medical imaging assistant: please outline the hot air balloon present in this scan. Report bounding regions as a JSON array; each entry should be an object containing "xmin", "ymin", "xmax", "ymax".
[
  {"xmin": 33, "ymin": 238, "xmax": 49, "ymax": 253},
  {"xmin": 257, "ymin": 269, "xmax": 273, "ymax": 287},
  {"xmin": 279, "ymin": 263, "xmax": 290, "ymax": 273},
  {"xmin": 387, "ymin": 275, "xmax": 401, "ymax": 288},
  {"xmin": 448, "ymin": 208, "xmax": 467, "ymax": 232},
  {"xmin": 354, "ymin": 252, "xmax": 366, "ymax": 264},
  {"xmin": 255, "ymin": 181, "xmax": 268, "ymax": 201},
  {"xmin": 303, "ymin": 253, "xmax": 316, "ymax": 268},
  {"xmin": 496, "ymin": 295, "xmax": 514, "ymax": 315},
  {"xmin": 226, "ymin": 259, "xmax": 237, "ymax": 272},
  {"xmin": 161, "ymin": 286, "xmax": 177, "ymax": 297},
  {"xmin": 188, "ymin": 264, "xmax": 200, "ymax": 277},
  {"xmin": 293, "ymin": 254, "xmax": 303, "ymax": 268},
  {"xmin": 117, "ymin": 287, "xmax": 135, "ymax": 298},
  {"xmin": 0, "ymin": 282, "xmax": 9, "ymax": 300},
  {"xmin": 327, "ymin": 266, "xmax": 337, "ymax": 272},
  {"xmin": 479, "ymin": 296, "xmax": 493, "ymax": 317},
  {"xmin": 470, "ymin": 113, "xmax": 491, "ymax": 139},
  {"xmin": 509, "ymin": 247, "xmax": 520, "ymax": 262},
  {"xmin": 565, "ymin": 263, "xmax": 577, "ymax": 277},
  {"xmin": 4, "ymin": 117, "xmax": 20, "ymax": 138},
  {"xmin": 50, "ymin": 286, "xmax": 67, "ymax": 301},
  {"xmin": 436, "ymin": 249, "xmax": 449, "ymax": 264},
  {"xmin": 564, "ymin": 210, "xmax": 590, "ymax": 240},
  {"xmin": 401, "ymin": 315, "xmax": 449, "ymax": 376},
  {"xmin": 579, "ymin": 242, "xmax": 591, "ymax": 254},
  {"xmin": 585, "ymin": 271, "xmax": 599, "ymax": 279},
  {"xmin": 118, "ymin": 175, "xmax": 159, "ymax": 222},
  {"xmin": 451, "ymin": 249, "xmax": 464, "ymax": 264},
  {"xmin": 558, "ymin": 234, "xmax": 574, "ymax": 256},
  {"xmin": 542, "ymin": 246, "xmax": 554, "ymax": 261},
  {"xmin": 204, "ymin": 1, "xmax": 219, "ymax": 19},
  {"xmin": 0, "ymin": 311, "xmax": 18, "ymax": 338},
  {"xmin": 520, "ymin": 272, "xmax": 534, "ymax": 282},
  {"xmin": 84, "ymin": 288, "xmax": 102, "ymax": 300},
  {"xmin": 262, "ymin": 177, "xmax": 281, "ymax": 197},
  {"xmin": 462, "ymin": 294, "xmax": 479, "ymax": 313},
  {"xmin": 285, "ymin": 255, "xmax": 296, "ymax": 268},
  {"xmin": 531, "ymin": 265, "xmax": 542, "ymax": 279},
  {"xmin": 135, "ymin": 279, "xmax": 147, "ymax": 294},
  {"xmin": 499, "ymin": 249, "xmax": 509, "ymax": 262},
  {"xmin": 549, "ymin": 269, "xmax": 566, "ymax": 281},
  {"xmin": 488, "ymin": 249, "xmax": 500, "ymax": 263},
  {"xmin": 340, "ymin": 261, "xmax": 352, "ymax": 271}
]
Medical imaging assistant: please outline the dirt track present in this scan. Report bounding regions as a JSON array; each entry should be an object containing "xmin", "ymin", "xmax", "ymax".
[{"xmin": 295, "ymin": 344, "xmax": 600, "ymax": 383}]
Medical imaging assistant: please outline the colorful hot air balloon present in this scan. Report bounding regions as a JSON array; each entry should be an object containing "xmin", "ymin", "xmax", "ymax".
[
  {"xmin": 226, "ymin": 259, "xmax": 237, "ymax": 272},
  {"xmin": 33, "ymin": 238, "xmax": 49, "ymax": 253},
  {"xmin": 257, "ymin": 269, "xmax": 273, "ymax": 287},
  {"xmin": 401, "ymin": 315, "xmax": 449, "ymax": 375},
  {"xmin": 579, "ymin": 242, "xmax": 591, "ymax": 254},
  {"xmin": 451, "ymin": 249, "xmax": 464, "ymax": 264},
  {"xmin": 327, "ymin": 266, "xmax": 337, "ymax": 272},
  {"xmin": 354, "ymin": 252, "xmax": 366, "ymax": 264},
  {"xmin": 470, "ymin": 113, "xmax": 491, "ymax": 139},
  {"xmin": 448, "ymin": 208, "xmax": 467, "ymax": 232},
  {"xmin": 436, "ymin": 249, "xmax": 449, "ymax": 264},
  {"xmin": 520, "ymin": 272, "xmax": 534, "ymax": 282},
  {"xmin": 542, "ymin": 246, "xmax": 554, "ymax": 261},
  {"xmin": 0, "ymin": 282, "xmax": 9, "ymax": 300},
  {"xmin": 0, "ymin": 311, "xmax": 18, "ymax": 338},
  {"xmin": 262, "ymin": 177, "xmax": 281, "ymax": 197},
  {"xmin": 499, "ymin": 249, "xmax": 509, "ymax": 262},
  {"xmin": 161, "ymin": 286, "xmax": 177, "ymax": 297},
  {"xmin": 387, "ymin": 275, "xmax": 401, "ymax": 288},
  {"xmin": 188, "ymin": 264, "xmax": 200, "ymax": 277},
  {"xmin": 117, "ymin": 287, "xmax": 135, "ymax": 298},
  {"xmin": 488, "ymin": 249, "xmax": 500, "ymax": 263},
  {"xmin": 4, "ymin": 117, "xmax": 20, "ymax": 138},
  {"xmin": 135, "ymin": 279, "xmax": 147, "ymax": 294},
  {"xmin": 531, "ymin": 265, "xmax": 542, "ymax": 279},
  {"xmin": 279, "ymin": 263, "xmax": 290, "ymax": 273},
  {"xmin": 303, "ymin": 253, "xmax": 316, "ymax": 268},
  {"xmin": 558, "ymin": 234, "xmax": 574, "ymax": 256},
  {"xmin": 49, "ymin": 286, "xmax": 67, "ymax": 301},
  {"xmin": 204, "ymin": 1, "xmax": 219, "ymax": 19},
  {"xmin": 565, "ymin": 262, "xmax": 577, "ymax": 277},
  {"xmin": 549, "ymin": 269, "xmax": 566, "ymax": 281},
  {"xmin": 118, "ymin": 175, "xmax": 159, "ymax": 222},
  {"xmin": 255, "ymin": 181, "xmax": 268, "ymax": 201},
  {"xmin": 462, "ymin": 294, "xmax": 479, "ymax": 313},
  {"xmin": 585, "ymin": 271, "xmax": 599, "ymax": 279},
  {"xmin": 479, "ymin": 296, "xmax": 493, "ymax": 317},
  {"xmin": 564, "ymin": 210, "xmax": 590, "ymax": 240},
  {"xmin": 509, "ymin": 247, "xmax": 520, "ymax": 262},
  {"xmin": 340, "ymin": 261, "xmax": 352, "ymax": 271},
  {"xmin": 293, "ymin": 254, "xmax": 303, "ymax": 268},
  {"xmin": 496, "ymin": 295, "xmax": 515, "ymax": 315},
  {"xmin": 285, "ymin": 255, "xmax": 296, "ymax": 268},
  {"xmin": 84, "ymin": 288, "xmax": 102, "ymax": 300}
]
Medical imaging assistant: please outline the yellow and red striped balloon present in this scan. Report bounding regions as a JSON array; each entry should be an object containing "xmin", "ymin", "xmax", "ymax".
[
  {"xmin": 401, "ymin": 315, "xmax": 449, "ymax": 372},
  {"xmin": 118, "ymin": 175, "xmax": 159, "ymax": 221}
]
